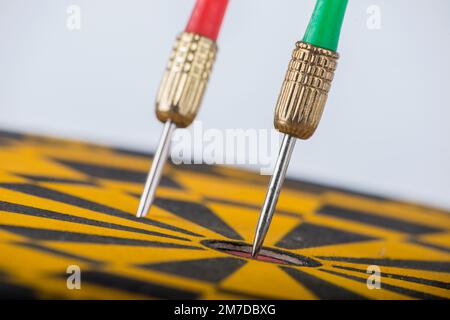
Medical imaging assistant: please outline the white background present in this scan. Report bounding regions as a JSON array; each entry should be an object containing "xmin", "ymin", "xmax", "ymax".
[{"xmin": 1, "ymin": 0, "xmax": 449, "ymax": 209}]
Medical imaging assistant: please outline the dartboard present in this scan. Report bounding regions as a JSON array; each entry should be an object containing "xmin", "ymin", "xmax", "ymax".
[{"xmin": 0, "ymin": 130, "xmax": 449, "ymax": 299}]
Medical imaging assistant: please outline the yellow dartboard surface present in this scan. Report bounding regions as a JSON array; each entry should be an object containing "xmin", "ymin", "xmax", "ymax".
[{"xmin": 0, "ymin": 130, "xmax": 449, "ymax": 299}]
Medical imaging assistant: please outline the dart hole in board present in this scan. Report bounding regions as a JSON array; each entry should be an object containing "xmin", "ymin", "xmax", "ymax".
[{"xmin": 201, "ymin": 240, "xmax": 321, "ymax": 267}]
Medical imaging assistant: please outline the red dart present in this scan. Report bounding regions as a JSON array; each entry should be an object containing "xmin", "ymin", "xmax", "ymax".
[{"xmin": 137, "ymin": 0, "xmax": 230, "ymax": 218}]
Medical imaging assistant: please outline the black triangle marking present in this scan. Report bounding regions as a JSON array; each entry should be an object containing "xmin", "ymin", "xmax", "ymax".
[
  {"xmin": 317, "ymin": 205, "xmax": 443, "ymax": 234},
  {"xmin": 53, "ymin": 158, "xmax": 182, "ymax": 189},
  {"xmin": 0, "ymin": 280, "xmax": 36, "ymax": 299},
  {"xmin": 0, "ymin": 266, "xmax": 36, "ymax": 299},
  {"xmin": 74, "ymin": 270, "xmax": 199, "ymax": 299},
  {"xmin": 139, "ymin": 257, "xmax": 246, "ymax": 283},
  {"xmin": 276, "ymin": 222, "xmax": 377, "ymax": 249},
  {"xmin": 155, "ymin": 197, "xmax": 243, "ymax": 240}
]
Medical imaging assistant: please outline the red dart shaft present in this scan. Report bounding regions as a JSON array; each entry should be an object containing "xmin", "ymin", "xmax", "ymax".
[{"xmin": 185, "ymin": 0, "xmax": 229, "ymax": 41}]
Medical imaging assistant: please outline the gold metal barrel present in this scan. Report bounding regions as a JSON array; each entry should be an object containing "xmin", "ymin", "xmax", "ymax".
[
  {"xmin": 156, "ymin": 32, "xmax": 217, "ymax": 128},
  {"xmin": 274, "ymin": 42, "xmax": 339, "ymax": 139}
]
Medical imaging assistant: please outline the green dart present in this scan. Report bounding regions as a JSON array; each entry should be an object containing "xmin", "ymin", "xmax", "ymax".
[{"xmin": 252, "ymin": 0, "xmax": 348, "ymax": 257}]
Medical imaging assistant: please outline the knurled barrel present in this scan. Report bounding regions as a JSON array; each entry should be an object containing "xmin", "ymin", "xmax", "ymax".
[
  {"xmin": 274, "ymin": 41, "xmax": 339, "ymax": 139},
  {"xmin": 156, "ymin": 32, "xmax": 217, "ymax": 128}
]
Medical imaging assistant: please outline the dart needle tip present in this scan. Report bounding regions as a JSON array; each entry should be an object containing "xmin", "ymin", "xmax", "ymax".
[
  {"xmin": 135, "ymin": 121, "xmax": 176, "ymax": 218},
  {"xmin": 251, "ymin": 134, "xmax": 296, "ymax": 257},
  {"xmin": 251, "ymin": 243, "xmax": 260, "ymax": 258},
  {"xmin": 136, "ymin": 198, "xmax": 150, "ymax": 218}
]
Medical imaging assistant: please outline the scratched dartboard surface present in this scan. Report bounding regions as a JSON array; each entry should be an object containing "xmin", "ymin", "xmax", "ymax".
[{"xmin": 0, "ymin": 130, "xmax": 449, "ymax": 300}]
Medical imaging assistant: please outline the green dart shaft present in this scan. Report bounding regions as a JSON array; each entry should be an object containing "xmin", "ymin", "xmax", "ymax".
[{"xmin": 303, "ymin": 0, "xmax": 348, "ymax": 51}]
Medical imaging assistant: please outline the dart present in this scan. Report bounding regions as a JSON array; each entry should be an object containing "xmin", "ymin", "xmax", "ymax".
[
  {"xmin": 252, "ymin": 0, "xmax": 348, "ymax": 256},
  {"xmin": 137, "ymin": 0, "xmax": 229, "ymax": 218}
]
